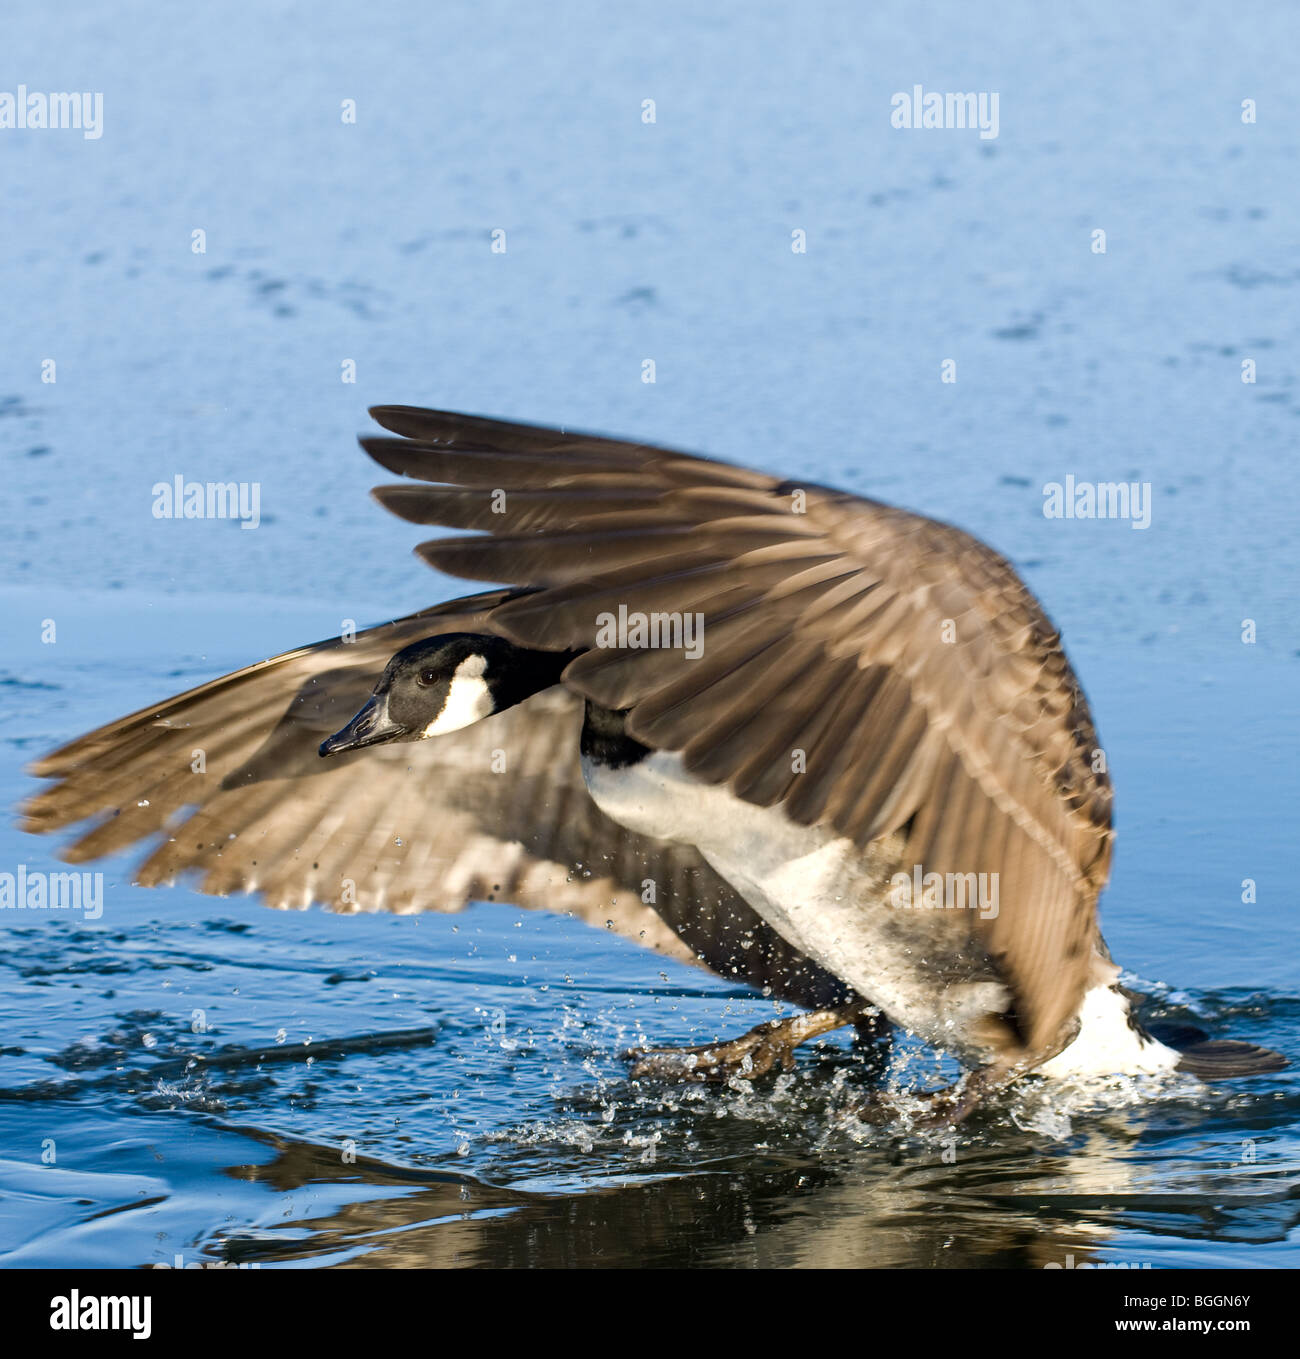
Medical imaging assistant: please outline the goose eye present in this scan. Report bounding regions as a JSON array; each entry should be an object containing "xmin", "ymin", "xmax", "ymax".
[{"xmin": 418, "ymin": 668, "xmax": 438, "ymax": 686}]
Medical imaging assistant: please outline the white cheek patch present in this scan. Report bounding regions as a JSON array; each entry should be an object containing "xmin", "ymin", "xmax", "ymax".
[{"xmin": 421, "ymin": 654, "xmax": 493, "ymax": 737}]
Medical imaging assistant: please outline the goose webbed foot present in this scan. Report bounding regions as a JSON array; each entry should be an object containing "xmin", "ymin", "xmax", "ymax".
[
  {"xmin": 627, "ymin": 1003, "xmax": 872, "ymax": 1082},
  {"xmin": 854, "ymin": 1063, "xmax": 1013, "ymax": 1130}
]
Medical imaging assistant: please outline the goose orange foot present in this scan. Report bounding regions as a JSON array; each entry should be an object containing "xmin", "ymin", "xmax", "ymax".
[{"xmin": 627, "ymin": 1004, "xmax": 874, "ymax": 1082}]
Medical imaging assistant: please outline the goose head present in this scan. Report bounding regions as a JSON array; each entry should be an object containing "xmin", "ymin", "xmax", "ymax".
[{"xmin": 319, "ymin": 632, "xmax": 566, "ymax": 757}]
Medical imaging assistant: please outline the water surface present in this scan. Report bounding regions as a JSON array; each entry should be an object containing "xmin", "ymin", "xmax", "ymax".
[{"xmin": 2, "ymin": 0, "xmax": 1298, "ymax": 1268}]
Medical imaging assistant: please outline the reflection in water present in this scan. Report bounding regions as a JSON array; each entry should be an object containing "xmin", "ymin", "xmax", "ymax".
[
  {"xmin": 222, "ymin": 1127, "xmax": 1102, "ymax": 1268},
  {"xmin": 210, "ymin": 1074, "xmax": 1300, "ymax": 1269}
]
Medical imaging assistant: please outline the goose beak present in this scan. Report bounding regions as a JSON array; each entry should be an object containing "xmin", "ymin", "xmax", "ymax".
[{"xmin": 319, "ymin": 695, "xmax": 407, "ymax": 757}]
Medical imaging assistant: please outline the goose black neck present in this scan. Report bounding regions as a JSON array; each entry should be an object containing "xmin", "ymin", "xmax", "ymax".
[
  {"xmin": 580, "ymin": 700, "xmax": 651, "ymax": 769},
  {"xmin": 486, "ymin": 639, "xmax": 579, "ymax": 710}
]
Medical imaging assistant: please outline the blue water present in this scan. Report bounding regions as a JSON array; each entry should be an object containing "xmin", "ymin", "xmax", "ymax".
[{"xmin": 1, "ymin": 1, "xmax": 1298, "ymax": 1267}]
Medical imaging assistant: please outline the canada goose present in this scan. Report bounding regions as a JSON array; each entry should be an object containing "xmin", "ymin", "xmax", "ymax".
[{"xmin": 22, "ymin": 406, "xmax": 1284, "ymax": 1120}]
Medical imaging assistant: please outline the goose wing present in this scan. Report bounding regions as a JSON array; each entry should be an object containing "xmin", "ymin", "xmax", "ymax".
[
  {"xmin": 21, "ymin": 590, "xmax": 848, "ymax": 1009},
  {"xmin": 364, "ymin": 407, "xmax": 1114, "ymax": 1059}
]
